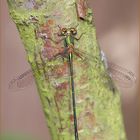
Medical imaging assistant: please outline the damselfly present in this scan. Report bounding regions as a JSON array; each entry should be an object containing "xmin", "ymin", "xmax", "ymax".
[{"xmin": 8, "ymin": 25, "xmax": 136, "ymax": 140}]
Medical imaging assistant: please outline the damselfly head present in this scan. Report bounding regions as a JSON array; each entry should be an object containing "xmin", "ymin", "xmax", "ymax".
[{"xmin": 57, "ymin": 25, "xmax": 78, "ymax": 36}]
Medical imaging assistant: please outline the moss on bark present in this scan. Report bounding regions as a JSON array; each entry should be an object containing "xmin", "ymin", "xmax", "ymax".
[{"xmin": 7, "ymin": 0, "xmax": 127, "ymax": 140}]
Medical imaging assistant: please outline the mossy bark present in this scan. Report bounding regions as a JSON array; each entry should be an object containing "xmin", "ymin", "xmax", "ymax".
[{"xmin": 7, "ymin": 0, "xmax": 127, "ymax": 140}]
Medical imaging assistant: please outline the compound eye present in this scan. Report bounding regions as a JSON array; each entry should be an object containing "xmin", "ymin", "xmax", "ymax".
[
  {"xmin": 61, "ymin": 28, "xmax": 67, "ymax": 35},
  {"xmin": 70, "ymin": 28, "xmax": 77, "ymax": 35}
]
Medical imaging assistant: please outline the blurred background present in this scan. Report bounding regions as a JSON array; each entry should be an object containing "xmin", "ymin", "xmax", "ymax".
[{"xmin": 0, "ymin": 0, "xmax": 139, "ymax": 140}]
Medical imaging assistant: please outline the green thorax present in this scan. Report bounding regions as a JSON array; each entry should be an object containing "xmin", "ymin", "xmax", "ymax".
[{"xmin": 64, "ymin": 35, "xmax": 74, "ymax": 47}]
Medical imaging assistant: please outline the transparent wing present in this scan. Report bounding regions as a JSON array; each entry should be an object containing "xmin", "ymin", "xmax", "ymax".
[
  {"xmin": 8, "ymin": 49, "xmax": 136, "ymax": 91},
  {"xmin": 8, "ymin": 69, "xmax": 34, "ymax": 92},
  {"xmin": 107, "ymin": 62, "xmax": 136, "ymax": 88},
  {"xmin": 7, "ymin": 48, "xmax": 88, "ymax": 91}
]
